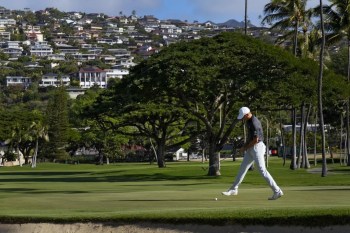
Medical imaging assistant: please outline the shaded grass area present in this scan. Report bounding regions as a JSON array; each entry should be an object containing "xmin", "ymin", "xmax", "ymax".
[{"xmin": 0, "ymin": 158, "xmax": 350, "ymax": 226}]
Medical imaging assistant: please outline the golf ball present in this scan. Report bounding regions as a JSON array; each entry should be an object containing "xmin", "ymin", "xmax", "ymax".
[{"xmin": 215, "ymin": 198, "xmax": 218, "ymax": 201}]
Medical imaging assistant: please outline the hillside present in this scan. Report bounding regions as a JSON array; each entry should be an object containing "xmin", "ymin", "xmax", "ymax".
[{"xmin": 218, "ymin": 19, "xmax": 256, "ymax": 28}]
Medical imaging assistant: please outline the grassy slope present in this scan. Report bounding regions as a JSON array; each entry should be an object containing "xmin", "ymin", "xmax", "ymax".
[{"xmin": 0, "ymin": 157, "xmax": 349, "ymax": 225}]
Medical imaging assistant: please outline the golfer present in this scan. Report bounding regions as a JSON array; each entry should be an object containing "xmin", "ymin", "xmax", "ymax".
[{"xmin": 222, "ymin": 107, "xmax": 283, "ymax": 200}]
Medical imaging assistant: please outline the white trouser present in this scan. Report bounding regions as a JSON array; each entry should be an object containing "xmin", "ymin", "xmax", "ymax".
[{"xmin": 231, "ymin": 142, "xmax": 280, "ymax": 193}]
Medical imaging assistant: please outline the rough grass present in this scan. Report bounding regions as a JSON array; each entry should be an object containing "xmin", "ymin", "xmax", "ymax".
[{"xmin": 0, "ymin": 157, "xmax": 350, "ymax": 225}]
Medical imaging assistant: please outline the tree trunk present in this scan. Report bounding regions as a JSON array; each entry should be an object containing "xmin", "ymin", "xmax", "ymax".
[
  {"xmin": 290, "ymin": 107, "xmax": 297, "ymax": 170},
  {"xmin": 347, "ymin": 100, "xmax": 350, "ymax": 166},
  {"xmin": 297, "ymin": 103, "xmax": 305, "ymax": 168},
  {"xmin": 318, "ymin": 0, "xmax": 327, "ymax": 177},
  {"xmin": 302, "ymin": 104, "xmax": 311, "ymax": 168},
  {"xmin": 207, "ymin": 138, "xmax": 220, "ymax": 176},
  {"xmin": 347, "ymin": 42, "xmax": 350, "ymax": 166},
  {"xmin": 156, "ymin": 141, "xmax": 166, "ymax": 168},
  {"xmin": 280, "ymin": 121, "xmax": 286, "ymax": 166},
  {"xmin": 24, "ymin": 149, "xmax": 29, "ymax": 165},
  {"xmin": 97, "ymin": 151, "xmax": 104, "ymax": 165},
  {"xmin": 314, "ymin": 109, "xmax": 318, "ymax": 166},
  {"xmin": 293, "ymin": 20, "xmax": 299, "ymax": 56},
  {"xmin": 340, "ymin": 112, "xmax": 347, "ymax": 165},
  {"xmin": 17, "ymin": 146, "xmax": 22, "ymax": 167},
  {"xmin": 32, "ymin": 139, "xmax": 38, "ymax": 168},
  {"xmin": 201, "ymin": 149, "xmax": 205, "ymax": 163}
]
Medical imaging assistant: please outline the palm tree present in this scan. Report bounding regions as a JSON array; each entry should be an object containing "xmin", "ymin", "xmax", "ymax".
[
  {"xmin": 29, "ymin": 121, "xmax": 49, "ymax": 168},
  {"xmin": 263, "ymin": 1, "xmax": 312, "ymax": 170},
  {"xmin": 262, "ymin": 0, "xmax": 311, "ymax": 57},
  {"xmin": 318, "ymin": 0, "xmax": 327, "ymax": 176},
  {"xmin": 322, "ymin": 0, "xmax": 350, "ymax": 166},
  {"xmin": 303, "ymin": 27, "xmax": 323, "ymax": 58}
]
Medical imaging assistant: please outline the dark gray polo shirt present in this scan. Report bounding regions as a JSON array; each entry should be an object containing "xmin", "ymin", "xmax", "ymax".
[{"xmin": 246, "ymin": 115, "xmax": 264, "ymax": 142}]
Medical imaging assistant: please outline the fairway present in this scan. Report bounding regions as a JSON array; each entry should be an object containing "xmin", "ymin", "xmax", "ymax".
[{"xmin": 0, "ymin": 158, "xmax": 350, "ymax": 225}]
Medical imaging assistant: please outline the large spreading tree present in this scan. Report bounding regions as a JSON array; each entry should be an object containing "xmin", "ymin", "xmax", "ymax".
[
  {"xmin": 119, "ymin": 32, "xmax": 331, "ymax": 176},
  {"xmin": 67, "ymin": 31, "xmax": 347, "ymax": 174}
]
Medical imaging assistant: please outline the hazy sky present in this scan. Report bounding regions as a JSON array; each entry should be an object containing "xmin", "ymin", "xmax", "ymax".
[{"xmin": 0, "ymin": 0, "xmax": 328, "ymax": 26}]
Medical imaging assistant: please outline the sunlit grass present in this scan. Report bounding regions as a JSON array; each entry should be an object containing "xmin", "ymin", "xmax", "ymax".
[{"xmin": 0, "ymin": 157, "xmax": 349, "ymax": 225}]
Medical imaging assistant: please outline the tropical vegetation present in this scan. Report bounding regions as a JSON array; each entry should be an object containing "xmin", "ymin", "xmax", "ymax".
[{"xmin": 0, "ymin": 0, "xmax": 349, "ymax": 178}]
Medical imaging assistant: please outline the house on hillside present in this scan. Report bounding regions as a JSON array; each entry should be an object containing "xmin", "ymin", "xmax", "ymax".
[
  {"xmin": 39, "ymin": 73, "xmax": 70, "ymax": 87},
  {"xmin": 6, "ymin": 76, "xmax": 32, "ymax": 88},
  {"xmin": 25, "ymin": 25, "xmax": 43, "ymax": 42},
  {"xmin": 2, "ymin": 41, "xmax": 23, "ymax": 57},
  {"xmin": 29, "ymin": 41, "xmax": 53, "ymax": 57},
  {"xmin": 78, "ymin": 66, "xmax": 107, "ymax": 89},
  {"xmin": 105, "ymin": 68, "xmax": 129, "ymax": 80}
]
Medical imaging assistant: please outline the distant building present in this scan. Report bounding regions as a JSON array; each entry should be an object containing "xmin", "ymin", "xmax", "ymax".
[
  {"xmin": 72, "ymin": 53, "xmax": 97, "ymax": 61},
  {"xmin": 105, "ymin": 68, "xmax": 129, "ymax": 81},
  {"xmin": 39, "ymin": 73, "xmax": 70, "ymax": 87},
  {"xmin": 0, "ymin": 18, "xmax": 15, "ymax": 26},
  {"xmin": 0, "ymin": 31, "xmax": 10, "ymax": 41},
  {"xmin": 0, "ymin": 7, "xmax": 11, "ymax": 18},
  {"xmin": 79, "ymin": 66, "xmax": 107, "ymax": 89},
  {"xmin": 6, "ymin": 76, "xmax": 32, "ymax": 88},
  {"xmin": 2, "ymin": 41, "xmax": 23, "ymax": 57},
  {"xmin": 56, "ymin": 44, "xmax": 79, "ymax": 54},
  {"xmin": 25, "ymin": 25, "xmax": 43, "ymax": 42},
  {"xmin": 47, "ymin": 53, "xmax": 66, "ymax": 61},
  {"xmin": 30, "ymin": 41, "xmax": 53, "ymax": 57},
  {"xmin": 283, "ymin": 124, "xmax": 331, "ymax": 132}
]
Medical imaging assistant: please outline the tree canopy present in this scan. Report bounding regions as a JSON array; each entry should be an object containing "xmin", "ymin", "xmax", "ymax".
[{"xmin": 86, "ymin": 32, "xmax": 348, "ymax": 175}]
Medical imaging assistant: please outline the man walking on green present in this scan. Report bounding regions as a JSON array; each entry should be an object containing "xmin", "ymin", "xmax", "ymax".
[{"xmin": 222, "ymin": 107, "xmax": 283, "ymax": 200}]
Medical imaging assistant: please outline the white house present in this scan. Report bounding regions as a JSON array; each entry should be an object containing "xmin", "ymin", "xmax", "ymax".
[
  {"xmin": 174, "ymin": 148, "xmax": 187, "ymax": 161},
  {"xmin": 105, "ymin": 68, "xmax": 129, "ymax": 84},
  {"xmin": 30, "ymin": 41, "xmax": 53, "ymax": 57},
  {"xmin": 39, "ymin": 73, "xmax": 70, "ymax": 87},
  {"xmin": 6, "ymin": 76, "xmax": 32, "ymax": 88},
  {"xmin": 0, "ymin": 31, "xmax": 10, "ymax": 41},
  {"xmin": 72, "ymin": 53, "xmax": 97, "ymax": 61},
  {"xmin": 47, "ymin": 53, "xmax": 66, "ymax": 61},
  {"xmin": 2, "ymin": 41, "xmax": 23, "ymax": 57},
  {"xmin": 79, "ymin": 67, "xmax": 107, "ymax": 89},
  {"xmin": 25, "ymin": 25, "xmax": 44, "ymax": 42},
  {"xmin": 0, "ymin": 18, "xmax": 16, "ymax": 25},
  {"xmin": 167, "ymin": 148, "xmax": 188, "ymax": 161},
  {"xmin": 0, "ymin": 146, "xmax": 25, "ymax": 167}
]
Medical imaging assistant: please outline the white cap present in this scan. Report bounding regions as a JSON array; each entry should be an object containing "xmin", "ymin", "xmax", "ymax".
[{"xmin": 237, "ymin": 107, "xmax": 250, "ymax": 120}]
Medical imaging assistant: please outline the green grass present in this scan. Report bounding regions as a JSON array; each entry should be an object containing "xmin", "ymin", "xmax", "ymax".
[{"xmin": 0, "ymin": 157, "xmax": 350, "ymax": 225}]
